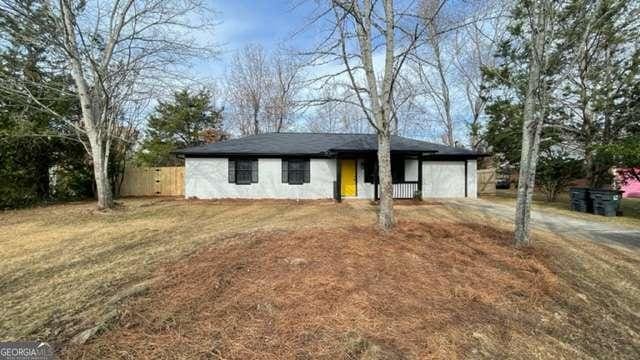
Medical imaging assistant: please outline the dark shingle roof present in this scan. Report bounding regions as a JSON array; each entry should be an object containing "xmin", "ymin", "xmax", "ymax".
[{"xmin": 175, "ymin": 133, "xmax": 483, "ymax": 157}]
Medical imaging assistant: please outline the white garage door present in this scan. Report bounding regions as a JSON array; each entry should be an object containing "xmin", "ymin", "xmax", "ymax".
[{"xmin": 422, "ymin": 161, "xmax": 466, "ymax": 198}]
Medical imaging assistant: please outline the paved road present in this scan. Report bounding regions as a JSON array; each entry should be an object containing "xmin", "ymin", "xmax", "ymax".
[{"xmin": 449, "ymin": 199, "xmax": 640, "ymax": 252}]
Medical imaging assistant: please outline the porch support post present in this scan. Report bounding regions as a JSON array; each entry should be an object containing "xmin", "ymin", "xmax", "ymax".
[
  {"xmin": 418, "ymin": 155, "xmax": 423, "ymax": 199},
  {"xmin": 336, "ymin": 157, "xmax": 342, "ymax": 202}
]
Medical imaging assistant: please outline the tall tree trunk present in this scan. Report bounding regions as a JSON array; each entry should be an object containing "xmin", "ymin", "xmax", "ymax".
[
  {"xmin": 331, "ymin": 0, "xmax": 397, "ymax": 230},
  {"xmin": 89, "ymin": 137, "xmax": 114, "ymax": 209},
  {"xmin": 253, "ymin": 106, "xmax": 260, "ymax": 135},
  {"xmin": 276, "ymin": 113, "xmax": 284, "ymax": 133},
  {"xmin": 469, "ymin": 84, "xmax": 486, "ymax": 151},
  {"xmin": 377, "ymin": 131, "xmax": 395, "ymax": 229},
  {"xmin": 376, "ymin": 0, "xmax": 396, "ymax": 230},
  {"xmin": 578, "ymin": 36, "xmax": 595, "ymax": 187},
  {"xmin": 61, "ymin": 0, "xmax": 115, "ymax": 209},
  {"xmin": 349, "ymin": 0, "xmax": 396, "ymax": 230},
  {"xmin": 469, "ymin": 110, "xmax": 481, "ymax": 151},
  {"xmin": 436, "ymin": 63, "xmax": 454, "ymax": 146},
  {"xmin": 514, "ymin": 0, "xmax": 549, "ymax": 247},
  {"xmin": 514, "ymin": 111, "xmax": 544, "ymax": 246},
  {"xmin": 428, "ymin": 19, "xmax": 454, "ymax": 146}
]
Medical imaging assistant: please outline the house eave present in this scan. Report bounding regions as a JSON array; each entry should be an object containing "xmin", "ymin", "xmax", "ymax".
[
  {"xmin": 179, "ymin": 152, "xmax": 334, "ymax": 158},
  {"xmin": 422, "ymin": 153, "xmax": 489, "ymax": 160},
  {"xmin": 176, "ymin": 149, "xmax": 487, "ymax": 159}
]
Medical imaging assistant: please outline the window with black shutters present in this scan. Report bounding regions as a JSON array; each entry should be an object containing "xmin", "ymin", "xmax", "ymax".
[
  {"xmin": 229, "ymin": 159, "xmax": 258, "ymax": 184},
  {"xmin": 282, "ymin": 158, "xmax": 310, "ymax": 185}
]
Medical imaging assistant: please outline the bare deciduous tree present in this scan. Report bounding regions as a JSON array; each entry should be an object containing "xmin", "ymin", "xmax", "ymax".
[
  {"xmin": 266, "ymin": 52, "xmax": 304, "ymax": 133},
  {"xmin": 227, "ymin": 45, "xmax": 303, "ymax": 135},
  {"xmin": 390, "ymin": 74, "xmax": 421, "ymax": 136},
  {"xmin": 451, "ymin": 1, "xmax": 509, "ymax": 151},
  {"xmin": 0, "ymin": 0, "xmax": 215, "ymax": 209},
  {"xmin": 411, "ymin": 0, "xmax": 456, "ymax": 146},
  {"xmin": 227, "ymin": 44, "xmax": 270, "ymax": 135},
  {"xmin": 305, "ymin": 83, "xmax": 371, "ymax": 133},
  {"xmin": 407, "ymin": 0, "xmax": 508, "ymax": 148},
  {"xmin": 303, "ymin": 0, "xmax": 427, "ymax": 230}
]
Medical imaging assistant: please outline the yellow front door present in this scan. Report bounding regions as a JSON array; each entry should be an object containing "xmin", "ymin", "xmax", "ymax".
[{"xmin": 341, "ymin": 159, "xmax": 357, "ymax": 197}]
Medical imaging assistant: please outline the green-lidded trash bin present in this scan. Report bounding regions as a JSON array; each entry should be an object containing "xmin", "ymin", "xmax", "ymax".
[
  {"xmin": 589, "ymin": 189, "xmax": 624, "ymax": 217},
  {"xmin": 569, "ymin": 187, "xmax": 591, "ymax": 213}
]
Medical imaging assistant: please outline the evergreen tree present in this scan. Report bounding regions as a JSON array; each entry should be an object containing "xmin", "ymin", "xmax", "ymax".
[
  {"xmin": 136, "ymin": 90, "xmax": 226, "ymax": 167},
  {"xmin": 482, "ymin": 0, "xmax": 563, "ymax": 168},
  {"xmin": 483, "ymin": 0, "xmax": 640, "ymax": 188},
  {"xmin": 0, "ymin": 0, "xmax": 91, "ymax": 208},
  {"xmin": 556, "ymin": 0, "xmax": 640, "ymax": 186}
]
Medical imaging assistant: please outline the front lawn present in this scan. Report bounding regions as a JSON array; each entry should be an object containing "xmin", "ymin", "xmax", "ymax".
[
  {"xmin": 0, "ymin": 199, "xmax": 370, "ymax": 344},
  {"xmin": 1, "ymin": 198, "xmax": 639, "ymax": 359}
]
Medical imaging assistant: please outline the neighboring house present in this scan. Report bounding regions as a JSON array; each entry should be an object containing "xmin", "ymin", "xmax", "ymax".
[
  {"xmin": 615, "ymin": 168, "xmax": 640, "ymax": 198},
  {"xmin": 175, "ymin": 133, "xmax": 486, "ymax": 200}
]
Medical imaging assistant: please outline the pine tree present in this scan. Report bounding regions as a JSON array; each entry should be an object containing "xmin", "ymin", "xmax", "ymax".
[
  {"xmin": 0, "ymin": 0, "xmax": 88, "ymax": 208},
  {"xmin": 556, "ymin": 0, "xmax": 640, "ymax": 187},
  {"xmin": 136, "ymin": 90, "xmax": 225, "ymax": 167}
]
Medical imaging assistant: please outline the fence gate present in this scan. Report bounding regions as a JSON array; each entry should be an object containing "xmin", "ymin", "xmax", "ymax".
[
  {"xmin": 477, "ymin": 168, "xmax": 496, "ymax": 195},
  {"xmin": 119, "ymin": 167, "xmax": 184, "ymax": 196}
]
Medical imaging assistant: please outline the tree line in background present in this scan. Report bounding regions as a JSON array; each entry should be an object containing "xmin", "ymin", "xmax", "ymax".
[
  {"xmin": 484, "ymin": 0, "xmax": 640, "ymax": 196},
  {"xmin": 1, "ymin": 0, "xmax": 638, "ymax": 244}
]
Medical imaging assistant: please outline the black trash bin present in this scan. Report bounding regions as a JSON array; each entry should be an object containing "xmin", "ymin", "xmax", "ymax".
[
  {"xmin": 569, "ymin": 187, "xmax": 591, "ymax": 213},
  {"xmin": 589, "ymin": 189, "xmax": 623, "ymax": 217}
]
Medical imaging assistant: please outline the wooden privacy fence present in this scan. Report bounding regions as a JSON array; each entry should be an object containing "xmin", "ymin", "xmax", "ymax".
[
  {"xmin": 477, "ymin": 168, "xmax": 497, "ymax": 195},
  {"xmin": 119, "ymin": 167, "xmax": 184, "ymax": 196}
]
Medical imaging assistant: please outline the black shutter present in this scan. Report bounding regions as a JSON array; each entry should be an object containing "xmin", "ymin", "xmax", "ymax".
[
  {"xmin": 391, "ymin": 158, "xmax": 405, "ymax": 183},
  {"xmin": 228, "ymin": 159, "xmax": 235, "ymax": 183},
  {"xmin": 304, "ymin": 159, "xmax": 310, "ymax": 183},
  {"xmin": 364, "ymin": 159, "xmax": 375, "ymax": 183},
  {"xmin": 251, "ymin": 159, "xmax": 258, "ymax": 183},
  {"xmin": 281, "ymin": 159, "xmax": 288, "ymax": 183}
]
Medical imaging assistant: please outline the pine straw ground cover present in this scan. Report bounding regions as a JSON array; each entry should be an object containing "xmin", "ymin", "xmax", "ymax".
[{"xmin": 63, "ymin": 210, "xmax": 640, "ymax": 359}]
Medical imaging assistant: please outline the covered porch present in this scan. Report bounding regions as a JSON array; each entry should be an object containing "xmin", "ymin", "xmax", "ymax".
[{"xmin": 333, "ymin": 151, "xmax": 430, "ymax": 202}]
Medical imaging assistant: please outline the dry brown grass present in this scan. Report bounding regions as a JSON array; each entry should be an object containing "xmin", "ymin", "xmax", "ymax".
[
  {"xmin": 2, "ymin": 198, "xmax": 639, "ymax": 359},
  {"xmin": 0, "ymin": 198, "xmax": 371, "ymax": 344}
]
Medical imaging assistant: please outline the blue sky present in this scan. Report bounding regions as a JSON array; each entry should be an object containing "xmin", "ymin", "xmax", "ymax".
[
  {"xmin": 191, "ymin": 0, "xmax": 478, "ymax": 143},
  {"xmin": 198, "ymin": 0, "xmax": 317, "ymax": 79}
]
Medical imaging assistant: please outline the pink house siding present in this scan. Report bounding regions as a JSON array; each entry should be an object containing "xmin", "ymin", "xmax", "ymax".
[{"xmin": 618, "ymin": 169, "xmax": 640, "ymax": 198}]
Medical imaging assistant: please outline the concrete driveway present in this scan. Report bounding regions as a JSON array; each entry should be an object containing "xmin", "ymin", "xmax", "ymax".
[{"xmin": 448, "ymin": 199, "xmax": 640, "ymax": 252}]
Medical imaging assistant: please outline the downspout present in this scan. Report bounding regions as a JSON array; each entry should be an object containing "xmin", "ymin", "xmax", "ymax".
[{"xmin": 464, "ymin": 160, "xmax": 468, "ymax": 198}]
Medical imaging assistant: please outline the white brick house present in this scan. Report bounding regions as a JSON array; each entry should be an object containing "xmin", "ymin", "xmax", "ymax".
[{"xmin": 176, "ymin": 133, "xmax": 485, "ymax": 200}]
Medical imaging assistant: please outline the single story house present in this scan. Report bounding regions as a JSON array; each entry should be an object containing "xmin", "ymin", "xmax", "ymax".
[{"xmin": 175, "ymin": 132, "xmax": 486, "ymax": 201}]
